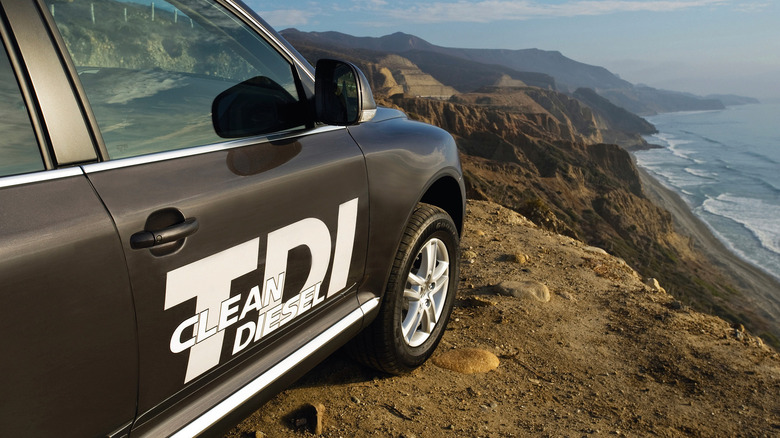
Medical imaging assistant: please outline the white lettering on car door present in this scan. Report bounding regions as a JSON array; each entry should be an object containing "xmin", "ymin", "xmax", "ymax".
[
  {"xmin": 165, "ymin": 239, "xmax": 260, "ymax": 383},
  {"xmin": 165, "ymin": 198, "xmax": 358, "ymax": 383}
]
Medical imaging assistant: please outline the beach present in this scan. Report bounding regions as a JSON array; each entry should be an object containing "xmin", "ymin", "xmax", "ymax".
[{"xmin": 636, "ymin": 164, "xmax": 780, "ymax": 337}]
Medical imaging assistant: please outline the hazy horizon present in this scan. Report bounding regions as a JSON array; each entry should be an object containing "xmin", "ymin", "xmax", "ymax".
[{"xmin": 247, "ymin": 0, "xmax": 780, "ymax": 101}]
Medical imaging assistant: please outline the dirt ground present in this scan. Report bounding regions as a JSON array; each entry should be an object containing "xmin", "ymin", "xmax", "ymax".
[{"xmin": 225, "ymin": 200, "xmax": 780, "ymax": 437}]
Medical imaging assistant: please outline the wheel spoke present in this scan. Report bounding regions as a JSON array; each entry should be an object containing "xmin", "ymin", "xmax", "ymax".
[
  {"xmin": 431, "ymin": 260, "xmax": 449, "ymax": 284},
  {"xmin": 403, "ymin": 287, "xmax": 421, "ymax": 301},
  {"xmin": 422, "ymin": 241, "xmax": 438, "ymax": 278},
  {"xmin": 402, "ymin": 304, "xmax": 423, "ymax": 343},
  {"xmin": 431, "ymin": 279, "xmax": 448, "ymax": 306},
  {"xmin": 407, "ymin": 271, "xmax": 426, "ymax": 287},
  {"xmin": 420, "ymin": 303, "xmax": 437, "ymax": 333}
]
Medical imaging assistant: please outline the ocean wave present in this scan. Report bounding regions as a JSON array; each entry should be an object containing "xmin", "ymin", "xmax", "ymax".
[
  {"xmin": 743, "ymin": 149, "xmax": 780, "ymax": 167},
  {"xmin": 648, "ymin": 133, "xmax": 694, "ymax": 150},
  {"xmin": 654, "ymin": 133, "xmax": 697, "ymax": 161},
  {"xmin": 702, "ymin": 194, "xmax": 780, "ymax": 255},
  {"xmin": 680, "ymin": 129, "xmax": 726, "ymax": 147},
  {"xmin": 648, "ymin": 166, "xmax": 714, "ymax": 191},
  {"xmin": 683, "ymin": 167, "xmax": 717, "ymax": 180}
]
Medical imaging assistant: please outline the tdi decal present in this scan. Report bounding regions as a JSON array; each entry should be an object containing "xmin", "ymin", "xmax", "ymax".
[{"xmin": 165, "ymin": 198, "xmax": 358, "ymax": 383}]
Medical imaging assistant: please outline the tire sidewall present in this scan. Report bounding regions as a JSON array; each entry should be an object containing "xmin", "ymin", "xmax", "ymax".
[{"xmin": 388, "ymin": 211, "xmax": 459, "ymax": 369}]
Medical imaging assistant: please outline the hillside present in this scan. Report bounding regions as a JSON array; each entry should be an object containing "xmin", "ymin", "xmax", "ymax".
[
  {"xmin": 572, "ymin": 87, "xmax": 658, "ymax": 150},
  {"xmin": 281, "ymin": 29, "xmax": 625, "ymax": 92},
  {"xmin": 281, "ymin": 29, "xmax": 738, "ymax": 115},
  {"xmin": 380, "ymin": 94, "xmax": 780, "ymax": 345},
  {"xmin": 226, "ymin": 200, "xmax": 780, "ymax": 437}
]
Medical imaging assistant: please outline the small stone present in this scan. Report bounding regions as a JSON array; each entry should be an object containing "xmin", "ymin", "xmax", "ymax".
[
  {"xmin": 668, "ymin": 300, "xmax": 683, "ymax": 310},
  {"xmin": 558, "ymin": 291, "xmax": 576, "ymax": 301},
  {"xmin": 493, "ymin": 280, "xmax": 550, "ymax": 302},
  {"xmin": 293, "ymin": 403, "xmax": 325, "ymax": 435},
  {"xmin": 462, "ymin": 250, "xmax": 478, "ymax": 260},
  {"xmin": 465, "ymin": 296, "xmax": 496, "ymax": 307},
  {"xmin": 510, "ymin": 252, "xmax": 529, "ymax": 264},
  {"xmin": 584, "ymin": 246, "xmax": 608, "ymax": 255},
  {"xmin": 432, "ymin": 348, "xmax": 500, "ymax": 374},
  {"xmin": 644, "ymin": 277, "xmax": 667, "ymax": 293}
]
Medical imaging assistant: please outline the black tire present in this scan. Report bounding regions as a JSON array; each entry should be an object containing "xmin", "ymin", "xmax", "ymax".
[{"xmin": 350, "ymin": 203, "xmax": 459, "ymax": 374}]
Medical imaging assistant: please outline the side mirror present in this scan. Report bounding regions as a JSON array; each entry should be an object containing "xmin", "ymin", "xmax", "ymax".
[
  {"xmin": 315, "ymin": 59, "xmax": 376, "ymax": 126},
  {"xmin": 212, "ymin": 76, "xmax": 305, "ymax": 138}
]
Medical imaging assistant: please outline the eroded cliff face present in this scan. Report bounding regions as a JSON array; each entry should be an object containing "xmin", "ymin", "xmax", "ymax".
[
  {"xmin": 383, "ymin": 95, "xmax": 662, "ymax": 239},
  {"xmin": 379, "ymin": 95, "xmax": 777, "ymax": 344},
  {"xmin": 359, "ymin": 56, "xmax": 458, "ymax": 99}
]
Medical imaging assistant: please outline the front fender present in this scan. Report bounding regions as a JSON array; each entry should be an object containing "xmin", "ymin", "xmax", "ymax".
[{"xmin": 347, "ymin": 108, "xmax": 464, "ymax": 307}]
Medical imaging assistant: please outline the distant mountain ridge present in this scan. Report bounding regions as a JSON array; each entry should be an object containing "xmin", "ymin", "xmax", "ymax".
[
  {"xmin": 283, "ymin": 29, "xmax": 626, "ymax": 91},
  {"xmin": 281, "ymin": 29, "xmax": 754, "ymax": 115}
]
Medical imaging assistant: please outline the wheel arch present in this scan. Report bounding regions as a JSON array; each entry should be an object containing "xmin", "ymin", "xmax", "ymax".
[{"xmin": 419, "ymin": 174, "xmax": 465, "ymax": 237}]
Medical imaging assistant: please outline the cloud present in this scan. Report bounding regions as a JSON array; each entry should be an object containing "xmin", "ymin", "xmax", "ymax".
[
  {"xmin": 734, "ymin": 2, "xmax": 770, "ymax": 12},
  {"xmin": 372, "ymin": 0, "xmax": 729, "ymax": 23},
  {"xmin": 254, "ymin": 9, "xmax": 320, "ymax": 27}
]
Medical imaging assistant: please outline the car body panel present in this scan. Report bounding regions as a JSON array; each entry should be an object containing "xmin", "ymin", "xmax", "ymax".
[
  {"xmin": 348, "ymin": 111, "xmax": 465, "ymax": 303},
  {"xmin": 2, "ymin": 0, "xmax": 98, "ymax": 165},
  {"xmin": 84, "ymin": 127, "xmax": 369, "ymax": 429},
  {"xmin": 0, "ymin": 172, "xmax": 138, "ymax": 437}
]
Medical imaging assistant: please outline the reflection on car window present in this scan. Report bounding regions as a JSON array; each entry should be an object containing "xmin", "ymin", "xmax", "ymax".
[
  {"xmin": 45, "ymin": 0, "xmax": 304, "ymax": 159},
  {"xmin": 0, "ymin": 44, "xmax": 43, "ymax": 176}
]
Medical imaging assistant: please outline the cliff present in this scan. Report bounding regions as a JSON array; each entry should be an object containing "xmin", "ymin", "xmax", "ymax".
[
  {"xmin": 599, "ymin": 86, "xmax": 726, "ymax": 116},
  {"xmin": 572, "ymin": 87, "xmax": 657, "ymax": 150},
  {"xmin": 379, "ymin": 94, "xmax": 779, "ymax": 346}
]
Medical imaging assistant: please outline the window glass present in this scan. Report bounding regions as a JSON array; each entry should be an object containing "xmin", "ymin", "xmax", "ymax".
[
  {"xmin": 0, "ymin": 43, "xmax": 43, "ymax": 176},
  {"xmin": 45, "ymin": 0, "xmax": 305, "ymax": 159}
]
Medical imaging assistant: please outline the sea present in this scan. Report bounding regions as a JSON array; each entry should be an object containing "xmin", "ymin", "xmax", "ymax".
[{"xmin": 636, "ymin": 102, "xmax": 780, "ymax": 283}]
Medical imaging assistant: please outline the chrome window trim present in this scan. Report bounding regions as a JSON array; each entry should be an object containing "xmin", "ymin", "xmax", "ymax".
[
  {"xmin": 170, "ymin": 297, "xmax": 380, "ymax": 438},
  {"xmin": 221, "ymin": 0, "xmax": 315, "ymax": 81},
  {"xmin": 0, "ymin": 167, "xmax": 84, "ymax": 189},
  {"xmin": 83, "ymin": 125, "xmax": 345, "ymax": 173}
]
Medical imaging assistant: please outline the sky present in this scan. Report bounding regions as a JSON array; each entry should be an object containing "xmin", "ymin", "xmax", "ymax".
[{"xmin": 245, "ymin": 0, "xmax": 780, "ymax": 100}]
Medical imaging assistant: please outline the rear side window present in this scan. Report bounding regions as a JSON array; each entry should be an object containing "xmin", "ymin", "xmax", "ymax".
[
  {"xmin": 0, "ymin": 42, "xmax": 43, "ymax": 176},
  {"xmin": 45, "ymin": 0, "xmax": 305, "ymax": 159}
]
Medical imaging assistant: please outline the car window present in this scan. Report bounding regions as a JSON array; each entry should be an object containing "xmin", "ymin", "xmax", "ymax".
[
  {"xmin": 0, "ymin": 42, "xmax": 43, "ymax": 176},
  {"xmin": 45, "ymin": 0, "xmax": 306, "ymax": 159}
]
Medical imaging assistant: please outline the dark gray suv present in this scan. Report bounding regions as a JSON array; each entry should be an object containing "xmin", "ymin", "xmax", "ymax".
[{"xmin": 0, "ymin": 0, "xmax": 464, "ymax": 436}]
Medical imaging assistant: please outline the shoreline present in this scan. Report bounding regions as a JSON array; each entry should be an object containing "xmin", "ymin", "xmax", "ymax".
[{"xmin": 635, "ymin": 162, "xmax": 780, "ymax": 333}]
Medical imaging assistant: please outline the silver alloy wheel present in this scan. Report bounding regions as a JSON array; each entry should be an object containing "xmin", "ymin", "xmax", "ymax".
[{"xmin": 401, "ymin": 237, "xmax": 450, "ymax": 347}]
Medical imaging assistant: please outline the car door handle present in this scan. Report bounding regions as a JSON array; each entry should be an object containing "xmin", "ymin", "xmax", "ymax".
[{"xmin": 130, "ymin": 217, "xmax": 199, "ymax": 249}]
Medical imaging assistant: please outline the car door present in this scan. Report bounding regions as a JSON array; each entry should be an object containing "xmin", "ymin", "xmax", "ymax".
[
  {"xmin": 41, "ymin": 0, "xmax": 369, "ymax": 433},
  {"xmin": 0, "ymin": 4, "xmax": 138, "ymax": 437}
]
